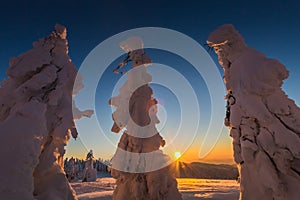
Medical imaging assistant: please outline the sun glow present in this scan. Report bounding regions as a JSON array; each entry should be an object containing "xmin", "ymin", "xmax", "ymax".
[{"xmin": 174, "ymin": 152, "xmax": 182, "ymax": 160}]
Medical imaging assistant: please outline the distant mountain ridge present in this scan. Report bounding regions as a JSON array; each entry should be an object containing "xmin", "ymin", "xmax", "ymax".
[{"xmin": 172, "ymin": 162, "xmax": 239, "ymax": 180}]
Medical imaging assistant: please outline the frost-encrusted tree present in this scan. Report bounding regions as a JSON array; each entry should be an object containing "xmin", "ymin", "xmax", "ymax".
[
  {"xmin": 207, "ymin": 24, "xmax": 300, "ymax": 200},
  {"xmin": 82, "ymin": 150, "xmax": 97, "ymax": 182},
  {"xmin": 109, "ymin": 37, "xmax": 182, "ymax": 200},
  {"xmin": 0, "ymin": 24, "xmax": 92, "ymax": 200}
]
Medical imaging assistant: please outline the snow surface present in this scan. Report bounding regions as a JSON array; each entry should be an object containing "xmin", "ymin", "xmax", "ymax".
[{"xmin": 71, "ymin": 178, "xmax": 239, "ymax": 200}]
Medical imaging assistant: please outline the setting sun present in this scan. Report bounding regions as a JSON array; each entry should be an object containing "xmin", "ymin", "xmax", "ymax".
[{"xmin": 174, "ymin": 152, "xmax": 182, "ymax": 160}]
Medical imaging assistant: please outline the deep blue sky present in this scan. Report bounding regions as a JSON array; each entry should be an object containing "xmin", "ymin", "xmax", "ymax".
[
  {"xmin": 1, "ymin": 0, "xmax": 299, "ymax": 102},
  {"xmin": 0, "ymin": 0, "xmax": 299, "ymax": 161},
  {"xmin": 1, "ymin": 0, "xmax": 299, "ymax": 74}
]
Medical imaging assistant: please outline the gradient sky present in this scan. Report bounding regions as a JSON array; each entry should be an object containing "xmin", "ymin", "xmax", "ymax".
[{"xmin": 0, "ymin": 0, "xmax": 299, "ymax": 164}]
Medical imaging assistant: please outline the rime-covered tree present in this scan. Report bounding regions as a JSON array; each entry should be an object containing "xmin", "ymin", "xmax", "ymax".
[
  {"xmin": 109, "ymin": 37, "xmax": 182, "ymax": 200},
  {"xmin": 207, "ymin": 24, "xmax": 300, "ymax": 200},
  {"xmin": 0, "ymin": 24, "xmax": 92, "ymax": 200}
]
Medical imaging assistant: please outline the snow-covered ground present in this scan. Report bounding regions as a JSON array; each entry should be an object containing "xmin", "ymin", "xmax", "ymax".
[
  {"xmin": 178, "ymin": 179, "xmax": 239, "ymax": 200},
  {"xmin": 71, "ymin": 178, "xmax": 114, "ymax": 200},
  {"xmin": 71, "ymin": 178, "xmax": 239, "ymax": 200}
]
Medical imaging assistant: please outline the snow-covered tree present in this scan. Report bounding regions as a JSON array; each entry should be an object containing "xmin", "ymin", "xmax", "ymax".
[
  {"xmin": 0, "ymin": 24, "xmax": 92, "ymax": 200},
  {"xmin": 207, "ymin": 24, "xmax": 300, "ymax": 200},
  {"xmin": 109, "ymin": 37, "xmax": 182, "ymax": 200}
]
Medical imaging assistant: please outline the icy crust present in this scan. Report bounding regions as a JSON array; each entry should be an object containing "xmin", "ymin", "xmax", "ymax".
[
  {"xmin": 0, "ymin": 24, "xmax": 92, "ymax": 200},
  {"xmin": 109, "ymin": 38, "xmax": 182, "ymax": 200},
  {"xmin": 207, "ymin": 24, "xmax": 300, "ymax": 200}
]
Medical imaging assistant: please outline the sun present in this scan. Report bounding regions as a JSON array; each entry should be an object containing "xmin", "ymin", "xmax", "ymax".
[{"xmin": 174, "ymin": 152, "xmax": 182, "ymax": 160}]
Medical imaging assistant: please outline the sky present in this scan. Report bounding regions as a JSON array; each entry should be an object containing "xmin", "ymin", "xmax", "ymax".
[{"xmin": 0, "ymin": 0, "xmax": 299, "ymax": 164}]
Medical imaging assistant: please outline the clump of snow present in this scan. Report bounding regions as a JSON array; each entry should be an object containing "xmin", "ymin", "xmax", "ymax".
[
  {"xmin": 207, "ymin": 24, "xmax": 300, "ymax": 200},
  {"xmin": 109, "ymin": 37, "xmax": 182, "ymax": 199},
  {"xmin": 119, "ymin": 36, "xmax": 144, "ymax": 53},
  {"xmin": 0, "ymin": 24, "xmax": 92, "ymax": 200}
]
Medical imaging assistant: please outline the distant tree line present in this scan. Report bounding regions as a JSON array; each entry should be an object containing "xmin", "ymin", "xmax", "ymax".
[{"xmin": 64, "ymin": 157, "xmax": 111, "ymax": 181}]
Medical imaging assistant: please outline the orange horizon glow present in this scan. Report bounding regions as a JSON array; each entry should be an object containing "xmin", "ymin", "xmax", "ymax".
[{"xmin": 66, "ymin": 128, "xmax": 235, "ymax": 165}]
